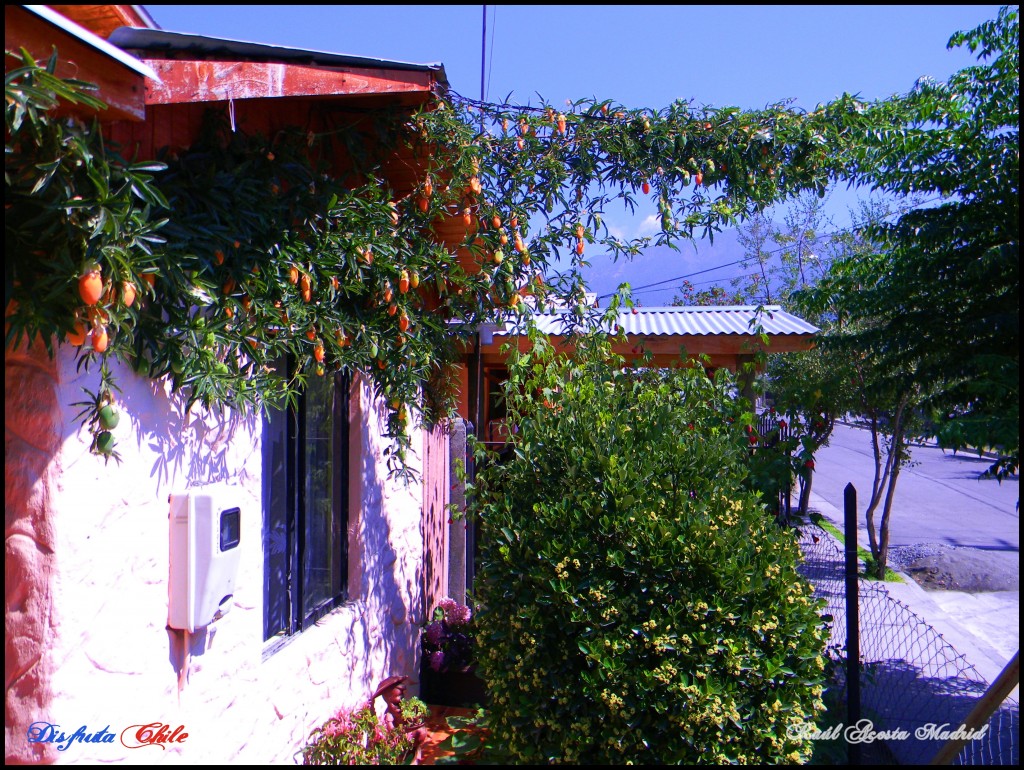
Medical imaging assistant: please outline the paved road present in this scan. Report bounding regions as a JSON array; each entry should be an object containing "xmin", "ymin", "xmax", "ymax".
[
  {"xmin": 803, "ymin": 421, "xmax": 1020, "ymax": 707},
  {"xmin": 810, "ymin": 422, "xmax": 1019, "ymax": 553}
]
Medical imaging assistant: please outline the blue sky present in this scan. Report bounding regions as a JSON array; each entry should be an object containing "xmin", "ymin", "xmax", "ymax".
[{"xmin": 146, "ymin": 5, "xmax": 1004, "ymax": 305}]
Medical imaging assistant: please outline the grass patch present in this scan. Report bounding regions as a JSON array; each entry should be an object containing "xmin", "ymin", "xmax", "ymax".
[{"xmin": 808, "ymin": 513, "xmax": 903, "ymax": 582}]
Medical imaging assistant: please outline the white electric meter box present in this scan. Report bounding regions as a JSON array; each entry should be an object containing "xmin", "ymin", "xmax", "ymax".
[{"xmin": 168, "ymin": 486, "xmax": 241, "ymax": 633}]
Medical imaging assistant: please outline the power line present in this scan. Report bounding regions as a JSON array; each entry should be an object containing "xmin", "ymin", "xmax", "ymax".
[
  {"xmin": 597, "ymin": 195, "xmax": 943, "ymax": 299},
  {"xmin": 486, "ymin": 6, "xmax": 497, "ymax": 103},
  {"xmin": 480, "ymin": 6, "xmax": 487, "ymax": 104}
]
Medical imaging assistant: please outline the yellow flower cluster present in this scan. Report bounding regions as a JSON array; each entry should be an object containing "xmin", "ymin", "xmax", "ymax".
[
  {"xmin": 600, "ymin": 689, "xmax": 626, "ymax": 712},
  {"xmin": 653, "ymin": 662, "xmax": 678, "ymax": 684}
]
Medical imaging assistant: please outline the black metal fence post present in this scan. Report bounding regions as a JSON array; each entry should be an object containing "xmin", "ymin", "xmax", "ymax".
[{"xmin": 844, "ymin": 482, "xmax": 861, "ymax": 765}]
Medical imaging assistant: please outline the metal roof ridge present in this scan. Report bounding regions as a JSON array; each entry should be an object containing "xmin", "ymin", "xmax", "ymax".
[
  {"xmin": 618, "ymin": 305, "xmax": 784, "ymax": 312},
  {"xmin": 107, "ymin": 27, "xmax": 446, "ymax": 77},
  {"xmin": 527, "ymin": 305, "xmax": 785, "ymax": 314}
]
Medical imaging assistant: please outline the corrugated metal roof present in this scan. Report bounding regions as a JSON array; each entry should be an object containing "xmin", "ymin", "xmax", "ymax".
[
  {"xmin": 494, "ymin": 306, "xmax": 818, "ymax": 338},
  {"xmin": 107, "ymin": 27, "xmax": 448, "ymax": 86}
]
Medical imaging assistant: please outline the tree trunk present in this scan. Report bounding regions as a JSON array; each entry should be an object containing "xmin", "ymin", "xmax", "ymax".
[
  {"xmin": 874, "ymin": 401, "xmax": 908, "ymax": 579},
  {"xmin": 864, "ymin": 413, "xmax": 886, "ymax": 562},
  {"xmin": 797, "ymin": 468, "xmax": 813, "ymax": 519}
]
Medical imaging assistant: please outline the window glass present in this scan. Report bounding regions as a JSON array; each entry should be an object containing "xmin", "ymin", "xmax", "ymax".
[
  {"xmin": 302, "ymin": 371, "xmax": 339, "ymax": 617},
  {"xmin": 262, "ymin": 365, "xmax": 349, "ymax": 643}
]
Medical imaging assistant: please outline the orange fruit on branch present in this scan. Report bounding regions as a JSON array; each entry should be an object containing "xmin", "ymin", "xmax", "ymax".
[
  {"xmin": 66, "ymin": 321, "xmax": 88, "ymax": 347},
  {"xmin": 91, "ymin": 325, "xmax": 109, "ymax": 353},
  {"xmin": 121, "ymin": 281, "xmax": 137, "ymax": 308},
  {"xmin": 78, "ymin": 267, "xmax": 103, "ymax": 306}
]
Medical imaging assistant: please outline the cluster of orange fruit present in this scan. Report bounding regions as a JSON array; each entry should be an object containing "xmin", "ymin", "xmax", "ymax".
[{"xmin": 70, "ymin": 264, "xmax": 144, "ymax": 354}]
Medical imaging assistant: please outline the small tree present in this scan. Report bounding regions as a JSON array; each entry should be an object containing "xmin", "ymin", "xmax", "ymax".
[
  {"xmin": 843, "ymin": 6, "xmax": 1019, "ymax": 478},
  {"xmin": 469, "ymin": 323, "xmax": 827, "ymax": 764},
  {"xmin": 669, "ymin": 278, "xmax": 744, "ymax": 306}
]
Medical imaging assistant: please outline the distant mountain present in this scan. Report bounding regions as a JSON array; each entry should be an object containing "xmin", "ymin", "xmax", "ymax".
[{"xmin": 579, "ymin": 228, "xmax": 747, "ymax": 306}]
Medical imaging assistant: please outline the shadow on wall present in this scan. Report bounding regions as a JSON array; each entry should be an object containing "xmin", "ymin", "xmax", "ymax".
[
  {"xmin": 420, "ymin": 422, "xmax": 450, "ymax": 632},
  {"xmin": 132, "ymin": 377, "xmax": 259, "ymax": 491},
  {"xmin": 348, "ymin": 376, "xmax": 425, "ymax": 700},
  {"xmin": 55, "ymin": 355, "xmax": 259, "ymax": 494}
]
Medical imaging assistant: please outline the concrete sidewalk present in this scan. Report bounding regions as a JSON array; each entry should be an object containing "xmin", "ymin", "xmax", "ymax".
[{"xmin": 805, "ymin": 490, "xmax": 1019, "ymax": 695}]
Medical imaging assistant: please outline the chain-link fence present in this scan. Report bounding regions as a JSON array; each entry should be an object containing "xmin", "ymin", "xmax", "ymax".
[{"xmin": 797, "ymin": 523, "xmax": 1019, "ymax": 765}]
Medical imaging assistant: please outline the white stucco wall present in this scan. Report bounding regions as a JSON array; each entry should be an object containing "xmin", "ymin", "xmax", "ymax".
[{"xmin": 32, "ymin": 352, "xmax": 425, "ymax": 764}]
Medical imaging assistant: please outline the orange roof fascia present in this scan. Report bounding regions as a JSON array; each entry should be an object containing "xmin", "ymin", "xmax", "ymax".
[
  {"xmin": 5, "ymin": 5, "xmax": 148, "ymax": 121},
  {"xmin": 142, "ymin": 59, "xmax": 438, "ymax": 106},
  {"xmin": 49, "ymin": 5, "xmax": 158, "ymax": 39}
]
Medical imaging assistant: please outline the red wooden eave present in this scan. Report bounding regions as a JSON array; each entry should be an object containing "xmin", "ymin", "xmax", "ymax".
[
  {"xmin": 4, "ymin": 5, "xmax": 148, "ymax": 121},
  {"xmin": 49, "ymin": 5, "xmax": 157, "ymax": 39},
  {"xmin": 142, "ymin": 59, "xmax": 437, "ymax": 106}
]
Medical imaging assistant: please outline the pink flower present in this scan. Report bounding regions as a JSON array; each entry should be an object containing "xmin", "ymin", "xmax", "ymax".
[{"xmin": 429, "ymin": 650, "xmax": 446, "ymax": 672}]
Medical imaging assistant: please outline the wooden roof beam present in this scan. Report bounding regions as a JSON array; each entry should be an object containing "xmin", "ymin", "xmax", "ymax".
[{"xmin": 142, "ymin": 59, "xmax": 437, "ymax": 106}]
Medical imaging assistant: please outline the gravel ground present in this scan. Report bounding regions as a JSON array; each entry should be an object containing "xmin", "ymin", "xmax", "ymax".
[{"xmin": 888, "ymin": 544, "xmax": 1020, "ymax": 592}]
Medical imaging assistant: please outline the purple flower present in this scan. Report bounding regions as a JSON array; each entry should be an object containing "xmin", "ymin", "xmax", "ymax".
[
  {"xmin": 448, "ymin": 603, "xmax": 472, "ymax": 626},
  {"xmin": 437, "ymin": 597, "xmax": 457, "ymax": 615},
  {"xmin": 429, "ymin": 650, "xmax": 446, "ymax": 672},
  {"xmin": 425, "ymin": 621, "xmax": 446, "ymax": 646},
  {"xmin": 436, "ymin": 597, "xmax": 472, "ymax": 627}
]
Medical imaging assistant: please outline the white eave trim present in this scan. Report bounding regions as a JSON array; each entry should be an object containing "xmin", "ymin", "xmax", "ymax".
[{"xmin": 21, "ymin": 5, "xmax": 161, "ymax": 82}]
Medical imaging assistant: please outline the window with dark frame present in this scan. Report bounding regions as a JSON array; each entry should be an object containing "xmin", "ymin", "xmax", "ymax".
[{"xmin": 262, "ymin": 366, "xmax": 351, "ymax": 643}]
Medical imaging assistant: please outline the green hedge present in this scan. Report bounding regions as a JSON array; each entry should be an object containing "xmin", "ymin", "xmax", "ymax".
[{"xmin": 470, "ymin": 333, "xmax": 827, "ymax": 764}]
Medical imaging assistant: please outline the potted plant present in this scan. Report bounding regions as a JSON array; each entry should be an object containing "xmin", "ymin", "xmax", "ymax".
[
  {"xmin": 299, "ymin": 696, "xmax": 428, "ymax": 765},
  {"xmin": 420, "ymin": 598, "xmax": 486, "ymax": 707}
]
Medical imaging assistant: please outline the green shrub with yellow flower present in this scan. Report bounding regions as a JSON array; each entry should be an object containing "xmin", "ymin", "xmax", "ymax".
[{"xmin": 469, "ymin": 325, "xmax": 827, "ymax": 763}]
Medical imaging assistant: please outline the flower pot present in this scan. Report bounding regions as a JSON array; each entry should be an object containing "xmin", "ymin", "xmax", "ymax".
[{"xmin": 419, "ymin": 663, "xmax": 487, "ymax": 708}]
